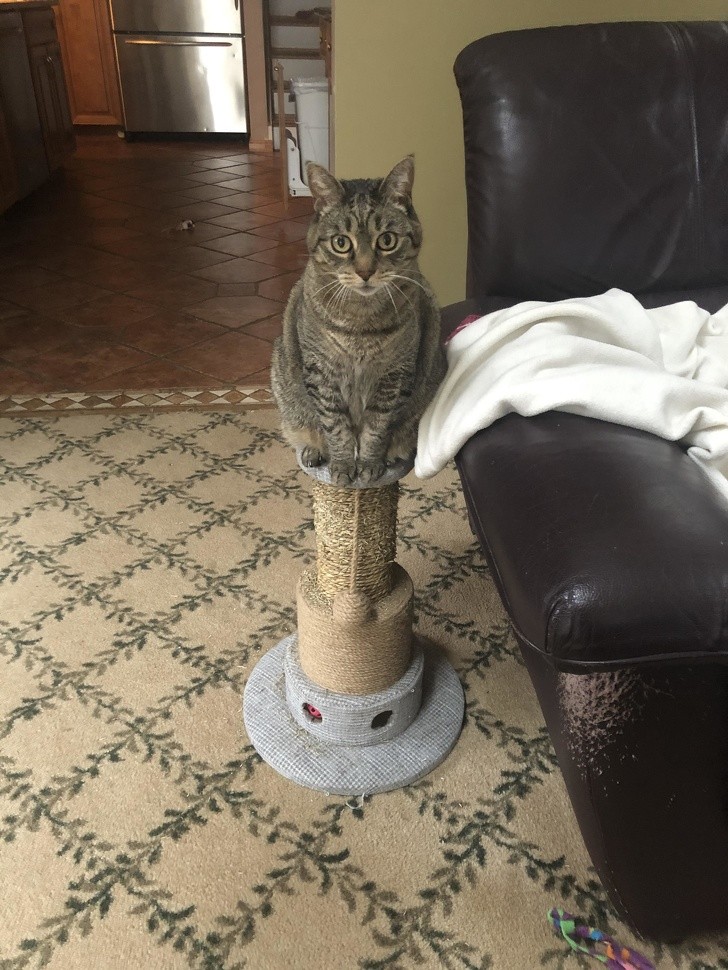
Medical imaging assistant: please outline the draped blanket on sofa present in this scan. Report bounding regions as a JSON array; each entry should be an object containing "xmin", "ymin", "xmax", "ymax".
[{"xmin": 416, "ymin": 288, "xmax": 728, "ymax": 500}]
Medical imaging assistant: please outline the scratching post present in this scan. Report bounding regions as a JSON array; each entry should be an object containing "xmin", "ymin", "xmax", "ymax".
[{"xmin": 243, "ymin": 455, "xmax": 464, "ymax": 796}]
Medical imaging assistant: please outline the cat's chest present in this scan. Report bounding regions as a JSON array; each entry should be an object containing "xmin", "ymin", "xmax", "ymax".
[
  {"xmin": 336, "ymin": 357, "xmax": 378, "ymax": 414},
  {"xmin": 309, "ymin": 343, "xmax": 388, "ymax": 419},
  {"xmin": 303, "ymin": 326, "xmax": 415, "ymax": 419}
]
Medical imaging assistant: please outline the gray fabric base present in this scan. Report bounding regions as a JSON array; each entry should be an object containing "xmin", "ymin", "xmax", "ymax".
[
  {"xmin": 296, "ymin": 450, "xmax": 414, "ymax": 488},
  {"xmin": 284, "ymin": 635, "xmax": 424, "ymax": 745},
  {"xmin": 243, "ymin": 637, "xmax": 465, "ymax": 795}
]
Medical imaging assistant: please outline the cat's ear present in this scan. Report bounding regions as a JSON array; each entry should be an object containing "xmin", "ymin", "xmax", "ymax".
[
  {"xmin": 381, "ymin": 155, "xmax": 415, "ymax": 207},
  {"xmin": 306, "ymin": 162, "xmax": 344, "ymax": 211}
]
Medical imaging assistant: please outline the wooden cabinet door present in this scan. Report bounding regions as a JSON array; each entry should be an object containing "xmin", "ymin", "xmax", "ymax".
[
  {"xmin": 54, "ymin": 0, "xmax": 122, "ymax": 126},
  {"xmin": 46, "ymin": 41, "xmax": 76, "ymax": 164},
  {"xmin": 0, "ymin": 97, "xmax": 19, "ymax": 212},
  {"xmin": 319, "ymin": 15, "xmax": 331, "ymax": 83},
  {"xmin": 0, "ymin": 11, "xmax": 48, "ymax": 203},
  {"xmin": 28, "ymin": 40, "xmax": 76, "ymax": 171}
]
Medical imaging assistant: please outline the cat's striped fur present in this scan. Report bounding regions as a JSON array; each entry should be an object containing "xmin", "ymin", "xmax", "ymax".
[{"xmin": 270, "ymin": 156, "xmax": 446, "ymax": 485}]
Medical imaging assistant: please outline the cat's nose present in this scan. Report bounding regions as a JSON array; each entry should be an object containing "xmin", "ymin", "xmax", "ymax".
[{"xmin": 356, "ymin": 267, "xmax": 374, "ymax": 281}]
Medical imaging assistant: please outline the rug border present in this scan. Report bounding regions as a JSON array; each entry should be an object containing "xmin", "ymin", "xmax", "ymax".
[{"xmin": 0, "ymin": 385, "xmax": 275, "ymax": 416}]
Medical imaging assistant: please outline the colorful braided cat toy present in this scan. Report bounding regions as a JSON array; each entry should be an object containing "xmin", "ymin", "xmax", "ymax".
[{"xmin": 548, "ymin": 909, "xmax": 655, "ymax": 970}]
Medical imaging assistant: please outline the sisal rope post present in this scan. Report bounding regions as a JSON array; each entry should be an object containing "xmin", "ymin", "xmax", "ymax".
[
  {"xmin": 313, "ymin": 481, "xmax": 397, "ymax": 600},
  {"xmin": 296, "ymin": 478, "xmax": 414, "ymax": 694}
]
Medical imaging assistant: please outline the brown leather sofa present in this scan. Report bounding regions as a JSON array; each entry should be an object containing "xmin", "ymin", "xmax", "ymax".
[{"xmin": 446, "ymin": 22, "xmax": 728, "ymax": 940}]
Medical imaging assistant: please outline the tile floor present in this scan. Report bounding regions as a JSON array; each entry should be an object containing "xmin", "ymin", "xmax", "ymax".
[{"xmin": 0, "ymin": 133, "xmax": 313, "ymax": 396}]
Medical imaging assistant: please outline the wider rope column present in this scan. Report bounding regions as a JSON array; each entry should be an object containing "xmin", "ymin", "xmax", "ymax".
[{"xmin": 243, "ymin": 456, "xmax": 464, "ymax": 796}]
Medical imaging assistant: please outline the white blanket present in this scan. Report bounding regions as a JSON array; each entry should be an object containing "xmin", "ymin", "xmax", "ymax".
[{"xmin": 415, "ymin": 288, "xmax": 728, "ymax": 500}]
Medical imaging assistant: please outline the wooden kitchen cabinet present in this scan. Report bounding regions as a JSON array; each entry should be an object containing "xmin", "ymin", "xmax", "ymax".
[
  {"xmin": 23, "ymin": 9, "xmax": 76, "ymax": 171},
  {"xmin": 0, "ymin": 99, "xmax": 19, "ymax": 213},
  {"xmin": 0, "ymin": 3, "xmax": 75, "ymax": 215},
  {"xmin": 319, "ymin": 11, "xmax": 331, "ymax": 84},
  {"xmin": 0, "ymin": 9, "xmax": 50, "ymax": 209},
  {"xmin": 54, "ymin": 0, "xmax": 122, "ymax": 126}
]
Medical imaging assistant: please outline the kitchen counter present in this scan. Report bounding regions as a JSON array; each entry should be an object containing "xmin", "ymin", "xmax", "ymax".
[{"xmin": 0, "ymin": 1, "xmax": 58, "ymax": 9}]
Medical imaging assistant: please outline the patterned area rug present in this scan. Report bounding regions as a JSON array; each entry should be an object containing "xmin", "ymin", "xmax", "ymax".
[{"xmin": 1, "ymin": 408, "xmax": 725, "ymax": 970}]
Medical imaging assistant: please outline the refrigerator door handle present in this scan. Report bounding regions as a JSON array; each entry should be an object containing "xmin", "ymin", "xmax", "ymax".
[{"xmin": 123, "ymin": 39, "xmax": 234, "ymax": 47}]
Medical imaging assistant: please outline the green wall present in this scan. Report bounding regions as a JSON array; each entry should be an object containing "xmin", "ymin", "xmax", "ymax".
[{"xmin": 332, "ymin": 0, "xmax": 728, "ymax": 305}]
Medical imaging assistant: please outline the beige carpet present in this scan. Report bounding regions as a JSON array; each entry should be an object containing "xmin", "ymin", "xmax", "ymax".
[{"xmin": 0, "ymin": 407, "xmax": 725, "ymax": 970}]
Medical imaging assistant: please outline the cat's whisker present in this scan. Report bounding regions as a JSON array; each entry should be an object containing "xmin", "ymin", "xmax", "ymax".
[
  {"xmin": 327, "ymin": 281, "xmax": 344, "ymax": 299},
  {"xmin": 388, "ymin": 280, "xmax": 414, "ymax": 310},
  {"xmin": 340, "ymin": 283, "xmax": 354, "ymax": 314},
  {"xmin": 383, "ymin": 283, "xmax": 400, "ymax": 320},
  {"xmin": 311, "ymin": 277, "xmax": 340, "ymax": 298},
  {"xmin": 384, "ymin": 273, "xmax": 429, "ymax": 295},
  {"xmin": 315, "ymin": 276, "xmax": 343, "ymax": 296},
  {"xmin": 323, "ymin": 282, "xmax": 345, "ymax": 315},
  {"xmin": 333, "ymin": 283, "xmax": 350, "ymax": 318},
  {"xmin": 335, "ymin": 284, "xmax": 349, "ymax": 314},
  {"xmin": 327, "ymin": 281, "xmax": 351, "ymax": 318}
]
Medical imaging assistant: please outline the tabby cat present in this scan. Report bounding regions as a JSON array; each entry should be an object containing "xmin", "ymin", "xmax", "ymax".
[{"xmin": 270, "ymin": 156, "xmax": 446, "ymax": 485}]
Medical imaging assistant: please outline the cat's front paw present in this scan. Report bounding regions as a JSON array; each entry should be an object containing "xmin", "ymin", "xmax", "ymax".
[
  {"xmin": 300, "ymin": 445, "xmax": 326, "ymax": 468},
  {"xmin": 328, "ymin": 459, "xmax": 357, "ymax": 485},
  {"xmin": 385, "ymin": 451, "xmax": 415, "ymax": 468},
  {"xmin": 385, "ymin": 434, "xmax": 416, "ymax": 466},
  {"xmin": 357, "ymin": 460, "xmax": 387, "ymax": 484}
]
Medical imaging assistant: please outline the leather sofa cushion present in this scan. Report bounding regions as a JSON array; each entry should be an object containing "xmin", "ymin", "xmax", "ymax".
[{"xmin": 454, "ymin": 22, "xmax": 728, "ymax": 304}]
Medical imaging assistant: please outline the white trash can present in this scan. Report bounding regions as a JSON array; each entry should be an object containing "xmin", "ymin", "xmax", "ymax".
[{"xmin": 290, "ymin": 77, "xmax": 329, "ymax": 182}]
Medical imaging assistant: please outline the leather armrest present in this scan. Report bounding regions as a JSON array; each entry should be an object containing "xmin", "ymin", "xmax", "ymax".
[{"xmin": 457, "ymin": 411, "xmax": 728, "ymax": 670}]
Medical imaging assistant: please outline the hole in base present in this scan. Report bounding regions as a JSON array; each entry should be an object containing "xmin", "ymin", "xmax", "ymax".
[
  {"xmin": 371, "ymin": 710, "xmax": 393, "ymax": 729},
  {"xmin": 303, "ymin": 703, "xmax": 322, "ymax": 722}
]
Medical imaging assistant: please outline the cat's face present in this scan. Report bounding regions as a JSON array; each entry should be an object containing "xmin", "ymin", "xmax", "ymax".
[{"xmin": 305, "ymin": 157, "xmax": 422, "ymax": 300}]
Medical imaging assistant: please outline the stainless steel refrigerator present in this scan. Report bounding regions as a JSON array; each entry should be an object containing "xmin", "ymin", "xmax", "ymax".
[{"xmin": 110, "ymin": 0, "xmax": 248, "ymax": 134}]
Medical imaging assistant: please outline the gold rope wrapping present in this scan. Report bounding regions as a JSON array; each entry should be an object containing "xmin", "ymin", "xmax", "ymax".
[
  {"xmin": 297, "ymin": 565, "xmax": 413, "ymax": 693},
  {"xmin": 312, "ymin": 480, "xmax": 398, "ymax": 603}
]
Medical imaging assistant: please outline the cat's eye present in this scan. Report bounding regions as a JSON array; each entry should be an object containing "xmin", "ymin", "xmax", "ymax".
[
  {"xmin": 330, "ymin": 234, "xmax": 353, "ymax": 254},
  {"xmin": 376, "ymin": 232, "xmax": 398, "ymax": 252}
]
